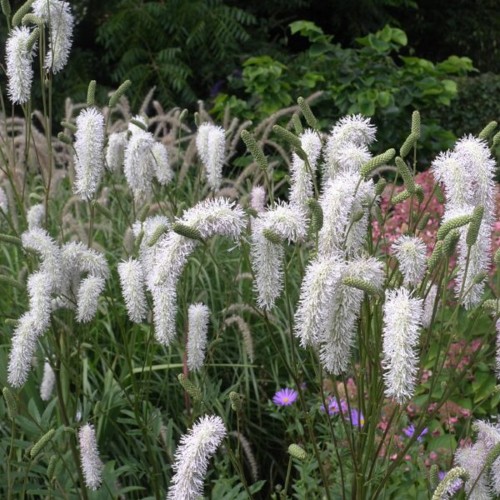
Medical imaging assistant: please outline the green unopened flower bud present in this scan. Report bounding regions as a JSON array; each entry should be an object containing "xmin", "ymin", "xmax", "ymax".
[
  {"xmin": 241, "ymin": 130, "xmax": 268, "ymax": 171},
  {"xmin": 91, "ymin": 201, "xmax": 113, "ymax": 220},
  {"xmin": 417, "ymin": 213, "xmax": 431, "ymax": 231},
  {"xmin": 138, "ymin": 204, "xmax": 150, "ymax": 222},
  {"xmin": 395, "ymin": 157, "xmax": 416, "ymax": 194},
  {"xmin": 399, "ymin": 132, "xmax": 419, "ymax": 159},
  {"xmin": 57, "ymin": 132, "xmax": 72, "ymax": 145},
  {"xmin": 229, "ymin": 391, "xmax": 244, "ymax": 412},
  {"xmin": 360, "ymin": 148, "xmax": 396, "ymax": 178},
  {"xmin": 443, "ymin": 229, "xmax": 460, "ymax": 257},
  {"xmin": 294, "ymin": 147, "xmax": 309, "ymax": 163},
  {"xmin": 495, "ymin": 248, "xmax": 500, "ymax": 267},
  {"xmin": 472, "ymin": 271, "xmax": 487, "ymax": 285},
  {"xmin": 429, "ymin": 464, "xmax": 439, "ymax": 490},
  {"xmin": 172, "ymin": 223, "xmax": 204, "ymax": 242},
  {"xmin": 292, "ymin": 113, "xmax": 303, "ymax": 136},
  {"xmin": 307, "ymin": 198, "xmax": 323, "ymax": 232},
  {"xmin": 262, "ymin": 228, "xmax": 283, "ymax": 245},
  {"xmin": 26, "ymin": 26, "xmax": 39, "ymax": 51},
  {"xmin": 0, "ymin": 234, "xmax": 21, "ymax": 246},
  {"xmin": 177, "ymin": 374, "xmax": 202, "ymax": 402},
  {"xmin": 47, "ymin": 455, "xmax": 58, "ymax": 481},
  {"xmin": 427, "ymin": 241, "xmax": 443, "ymax": 273},
  {"xmin": 109, "ymin": 80, "xmax": 132, "ymax": 108},
  {"xmin": 351, "ymin": 209, "xmax": 365, "ymax": 223},
  {"xmin": 60, "ymin": 120, "xmax": 77, "ymax": 133},
  {"xmin": 435, "ymin": 185, "xmax": 445, "ymax": 204},
  {"xmin": 130, "ymin": 118, "xmax": 147, "ymax": 131},
  {"xmin": 30, "ymin": 429, "xmax": 55, "ymax": 458},
  {"xmin": 466, "ymin": 205, "xmax": 484, "ymax": 246},
  {"xmin": 342, "ymin": 276, "xmax": 381, "ymax": 296},
  {"xmin": 86, "ymin": 80, "xmax": 96, "ymax": 107},
  {"xmin": 437, "ymin": 214, "xmax": 471, "ymax": 240},
  {"xmin": 373, "ymin": 204, "xmax": 384, "ymax": 226},
  {"xmin": 288, "ymin": 443, "xmax": 307, "ymax": 461},
  {"xmin": 391, "ymin": 189, "xmax": 411, "ymax": 205},
  {"xmin": 147, "ymin": 224, "xmax": 169, "ymax": 247},
  {"xmin": 3, "ymin": 387, "xmax": 17, "ymax": 420},
  {"xmin": 1, "ymin": 0, "xmax": 11, "ymax": 16},
  {"xmin": 493, "ymin": 131, "xmax": 500, "ymax": 149},
  {"xmin": 297, "ymin": 96, "xmax": 318, "ymax": 129},
  {"xmin": 375, "ymin": 178, "xmax": 387, "ymax": 196},
  {"xmin": 178, "ymin": 109, "xmax": 188, "ymax": 123},
  {"xmin": 483, "ymin": 299, "xmax": 499, "ymax": 314},
  {"xmin": 411, "ymin": 110, "xmax": 421, "ymax": 138},
  {"xmin": 485, "ymin": 442, "xmax": 500, "ymax": 468},
  {"xmin": 12, "ymin": 0, "xmax": 34, "ymax": 26},
  {"xmin": 21, "ymin": 13, "xmax": 43, "ymax": 26},
  {"xmin": 194, "ymin": 112, "xmax": 201, "ymax": 128},
  {"xmin": 478, "ymin": 120, "xmax": 497, "ymax": 141},
  {"xmin": 272, "ymin": 125, "xmax": 302, "ymax": 149}
]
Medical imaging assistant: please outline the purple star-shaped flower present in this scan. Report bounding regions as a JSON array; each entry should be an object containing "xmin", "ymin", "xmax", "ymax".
[
  {"xmin": 402, "ymin": 424, "xmax": 428, "ymax": 442},
  {"xmin": 273, "ymin": 388, "xmax": 298, "ymax": 406}
]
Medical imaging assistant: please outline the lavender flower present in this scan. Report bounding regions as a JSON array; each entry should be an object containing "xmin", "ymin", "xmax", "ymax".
[
  {"xmin": 272, "ymin": 388, "xmax": 298, "ymax": 406},
  {"xmin": 402, "ymin": 424, "xmax": 428, "ymax": 442},
  {"xmin": 78, "ymin": 424, "xmax": 104, "ymax": 491},
  {"xmin": 167, "ymin": 415, "xmax": 226, "ymax": 500},
  {"xmin": 187, "ymin": 303, "xmax": 210, "ymax": 372},
  {"xmin": 348, "ymin": 408, "xmax": 365, "ymax": 428},
  {"xmin": 6, "ymin": 26, "xmax": 35, "ymax": 104},
  {"xmin": 382, "ymin": 287, "xmax": 423, "ymax": 403},
  {"xmin": 320, "ymin": 396, "xmax": 348, "ymax": 416},
  {"xmin": 74, "ymin": 108, "xmax": 105, "ymax": 200}
]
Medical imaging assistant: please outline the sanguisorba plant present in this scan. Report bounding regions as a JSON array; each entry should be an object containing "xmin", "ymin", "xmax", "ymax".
[{"xmin": 1, "ymin": 1, "xmax": 500, "ymax": 499}]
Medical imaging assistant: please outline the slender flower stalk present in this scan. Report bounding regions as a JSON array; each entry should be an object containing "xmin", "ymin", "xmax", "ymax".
[
  {"xmin": 167, "ymin": 415, "xmax": 226, "ymax": 500},
  {"xmin": 78, "ymin": 424, "xmax": 104, "ymax": 491},
  {"xmin": 187, "ymin": 303, "xmax": 210, "ymax": 372}
]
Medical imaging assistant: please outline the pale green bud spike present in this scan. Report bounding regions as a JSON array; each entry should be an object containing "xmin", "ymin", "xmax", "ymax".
[
  {"xmin": 262, "ymin": 228, "xmax": 284, "ymax": 245},
  {"xmin": 493, "ymin": 131, "xmax": 500, "ymax": 149},
  {"xmin": 47, "ymin": 455, "xmax": 58, "ymax": 481},
  {"xmin": 246, "ymin": 207, "xmax": 258, "ymax": 218},
  {"xmin": 12, "ymin": 0, "xmax": 34, "ymax": 27},
  {"xmin": 351, "ymin": 209, "xmax": 365, "ymax": 223},
  {"xmin": 288, "ymin": 443, "xmax": 307, "ymax": 461},
  {"xmin": 26, "ymin": 27, "xmax": 39, "ymax": 52},
  {"xmin": 399, "ymin": 132, "xmax": 418, "ymax": 159},
  {"xmin": 91, "ymin": 201, "xmax": 113, "ymax": 220},
  {"xmin": 442, "ymin": 229, "xmax": 460, "ymax": 257},
  {"xmin": 3, "ymin": 387, "xmax": 17, "ymax": 420},
  {"xmin": 342, "ymin": 276, "xmax": 381, "ymax": 296},
  {"xmin": 391, "ymin": 189, "xmax": 411, "ymax": 205},
  {"xmin": 294, "ymin": 146, "xmax": 309, "ymax": 163},
  {"xmin": 138, "ymin": 204, "xmax": 150, "ymax": 222},
  {"xmin": 429, "ymin": 464, "xmax": 439, "ymax": 490},
  {"xmin": 427, "ymin": 240, "xmax": 443, "ymax": 273},
  {"xmin": 57, "ymin": 132, "xmax": 72, "ymax": 145},
  {"xmin": 179, "ymin": 108, "xmax": 188, "ymax": 123},
  {"xmin": 411, "ymin": 110, "xmax": 421, "ymax": 138},
  {"xmin": 373, "ymin": 204, "xmax": 384, "ymax": 226},
  {"xmin": 297, "ymin": 96, "xmax": 318, "ymax": 129},
  {"xmin": 86, "ymin": 80, "xmax": 96, "ymax": 107},
  {"xmin": 30, "ymin": 429, "xmax": 55, "ymax": 458},
  {"xmin": 133, "ymin": 231, "xmax": 144, "ymax": 253},
  {"xmin": 415, "ymin": 185, "xmax": 424, "ymax": 203},
  {"xmin": 435, "ymin": 184, "xmax": 445, "ymax": 204},
  {"xmin": 109, "ymin": 80, "xmax": 131, "ymax": 108},
  {"xmin": 147, "ymin": 224, "xmax": 169, "ymax": 247},
  {"xmin": 229, "ymin": 391, "xmax": 244, "ymax": 412},
  {"xmin": 292, "ymin": 113, "xmax": 303, "ymax": 135},
  {"xmin": 495, "ymin": 248, "xmax": 500, "ymax": 267},
  {"xmin": 437, "ymin": 214, "xmax": 471, "ymax": 240},
  {"xmin": 172, "ymin": 223, "xmax": 204, "ymax": 242},
  {"xmin": 375, "ymin": 178, "xmax": 387, "ymax": 196},
  {"xmin": 61, "ymin": 121, "xmax": 77, "ymax": 133},
  {"xmin": 395, "ymin": 157, "xmax": 416, "ymax": 194},
  {"xmin": 472, "ymin": 271, "xmax": 487, "ymax": 285},
  {"xmin": 272, "ymin": 124, "xmax": 302, "ymax": 149},
  {"xmin": 21, "ymin": 13, "xmax": 43, "ymax": 26},
  {"xmin": 241, "ymin": 130, "xmax": 268, "ymax": 171},
  {"xmin": 130, "ymin": 118, "xmax": 147, "ymax": 131},
  {"xmin": 177, "ymin": 374, "xmax": 202, "ymax": 402},
  {"xmin": 478, "ymin": 120, "xmax": 497, "ymax": 141},
  {"xmin": 360, "ymin": 148, "xmax": 396, "ymax": 178},
  {"xmin": 417, "ymin": 213, "xmax": 431, "ymax": 231},
  {"xmin": 307, "ymin": 198, "xmax": 323, "ymax": 232},
  {"xmin": 4, "ymin": 318, "xmax": 19, "ymax": 327},
  {"xmin": 483, "ymin": 299, "xmax": 499, "ymax": 314},
  {"xmin": 466, "ymin": 205, "xmax": 484, "ymax": 246},
  {"xmin": 194, "ymin": 112, "xmax": 201, "ymax": 128},
  {"xmin": 1, "ymin": 0, "xmax": 11, "ymax": 17},
  {"xmin": 0, "ymin": 234, "xmax": 22, "ymax": 246},
  {"xmin": 0, "ymin": 274, "xmax": 25, "ymax": 291},
  {"xmin": 431, "ymin": 467, "xmax": 469, "ymax": 500}
]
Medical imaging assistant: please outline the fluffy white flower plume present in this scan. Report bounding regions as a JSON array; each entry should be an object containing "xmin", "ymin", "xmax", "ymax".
[
  {"xmin": 320, "ymin": 257, "xmax": 384, "ymax": 374},
  {"xmin": 6, "ymin": 26, "xmax": 35, "ymax": 104},
  {"xmin": 250, "ymin": 186, "xmax": 266, "ymax": 213},
  {"xmin": 454, "ymin": 442, "xmax": 490, "ymax": 500},
  {"xmin": 40, "ymin": 361, "xmax": 55, "ymax": 401},
  {"xmin": 167, "ymin": 415, "xmax": 226, "ymax": 500},
  {"xmin": 151, "ymin": 142, "xmax": 173, "ymax": 186},
  {"xmin": 33, "ymin": 0, "xmax": 73, "ymax": 73},
  {"xmin": 118, "ymin": 259, "xmax": 147, "ymax": 323},
  {"xmin": 27, "ymin": 271, "xmax": 53, "ymax": 329},
  {"xmin": 27, "ymin": 204, "xmax": 45, "ymax": 230},
  {"xmin": 76, "ymin": 276, "xmax": 105, "ymax": 323},
  {"xmin": 392, "ymin": 235, "xmax": 427, "ymax": 286},
  {"xmin": 105, "ymin": 131, "xmax": 127, "ymax": 172},
  {"xmin": 78, "ymin": 424, "xmax": 104, "ymax": 491},
  {"xmin": 0, "ymin": 186, "xmax": 8, "ymax": 214},
  {"xmin": 289, "ymin": 129, "xmax": 322, "ymax": 210},
  {"xmin": 187, "ymin": 303, "xmax": 210, "ymax": 372},
  {"xmin": 251, "ymin": 204, "xmax": 307, "ymax": 309},
  {"xmin": 382, "ymin": 287, "xmax": 423, "ymax": 403},
  {"xmin": 196, "ymin": 123, "xmax": 225, "ymax": 191},
  {"xmin": 496, "ymin": 319, "xmax": 500, "ymax": 382},
  {"xmin": 74, "ymin": 108, "xmax": 105, "ymax": 200},
  {"xmin": 422, "ymin": 284, "xmax": 438, "ymax": 328}
]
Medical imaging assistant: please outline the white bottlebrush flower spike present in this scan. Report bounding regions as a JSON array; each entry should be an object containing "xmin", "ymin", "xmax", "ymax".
[
  {"xmin": 382, "ymin": 287, "xmax": 423, "ymax": 403},
  {"xmin": 392, "ymin": 235, "xmax": 427, "ymax": 286},
  {"xmin": 74, "ymin": 108, "xmax": 105, "ymax": 200},
  {"xmin": 454, "ymin": 442, "xmax": 490, "ymax": 500},
  {"xmin": 0, "ymin": 186, "xmax": 8, "ymax": 214},
  {"xmin": 76, "ymin": 276, "xmax": 105, "ymax": 323},
  {"xmin": 105, "ymin": 131, "xmax": 127, "ymax": 172},
  {"xmin": 78, "ymin": 424, "xmax": 104, "ymax": 491},
  {"xmin": 118, "ymin": 259, "xmax": 147, "ymax": 323},
  {"xmin": 33, "ymin": 0, "xmax": 74, "ymax": 73},
  {"xmin": 196, "ymin": 123, "xmax": 225, "ymax": 191},
  {"xmin": 187, "ymin": 303, "xmax": 210, "ymax": 371},
  {"xmin": 40, "ymin": 361, "xmax": 55, "ymax": 401},
  {"xmin": 6, "ymin": 26, "xmax": 36, "ymax": 104},
  {"xmin": 167, "ymin": 415, "xmax": 226, "ymax": 500},
  {"xmin": 151, "ymin": 142, "xmax": 173, "ymax": 186},
  {"xmin": 250, "ymin": 185, "xmax": 266, "ymax": 213},
  {"xmin": 422, "ymin": 284, "xmax": 438, "ymax": 328},
  {"xmin": 27, "ymin": 204, "xmax": 45, "ymax": 230}
]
